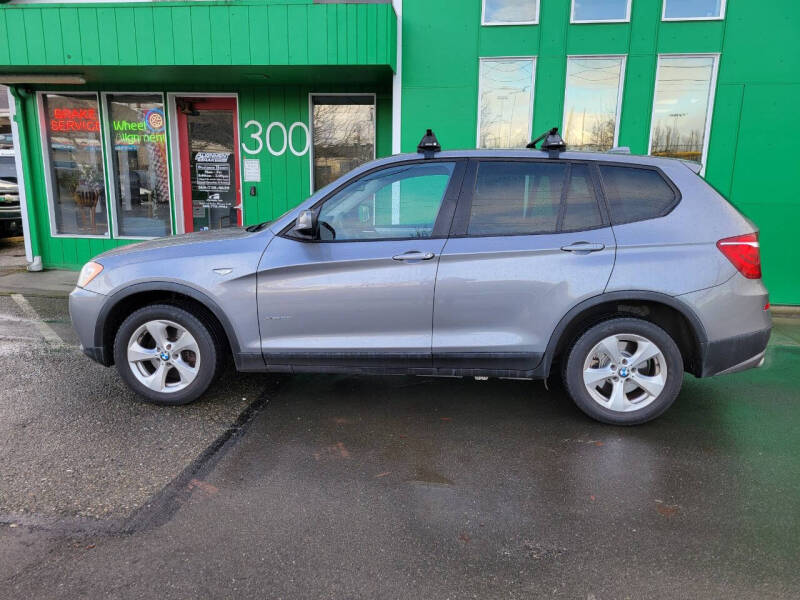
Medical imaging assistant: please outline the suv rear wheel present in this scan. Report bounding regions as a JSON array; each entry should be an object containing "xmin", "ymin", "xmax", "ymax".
[
  {"xmin": 563, "ymin": 318, "xmax": 683, "ymax": 425},
  {"xmin": 113, "ymin": 304, "xmax": 222, "ymax": 405}
]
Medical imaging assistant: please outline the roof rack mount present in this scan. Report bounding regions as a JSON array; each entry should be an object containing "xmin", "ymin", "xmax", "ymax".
[
  {"xmin": 417, "ymin": 129, "xmax": 441, "ymax": 159},
  {"xmin": 527, "ymin": 127, "xmax": 566, "ymax": 159}
]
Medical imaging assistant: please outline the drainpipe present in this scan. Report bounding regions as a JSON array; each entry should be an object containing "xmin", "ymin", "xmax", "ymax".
[
  {"xmin": 7, "ymin": 86, "xmax": 42, "ymax": 271},
  {"xmin": 391, "ymin": 0, "xmax": 402, "ymax": 154}
]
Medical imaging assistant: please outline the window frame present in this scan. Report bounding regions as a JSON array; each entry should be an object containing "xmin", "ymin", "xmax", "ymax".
[
  {"xmin": 570, "ymin": 0, "xmax": 632, "ymax": 24},
  {"xmin": 102, "ymin": 91, "xmax": 173, "ymax": 241},
  {"xmin": 561, "ymin": 54, "xmax": 627, "ymax": 151},
  {"xmin": 661, "ymin": 0, "xmax": 727, "ymax": 21},
  {"xmin": 280, "ymin": 158, "xmax": 468, "ymax": 244},
  {"xmin": 449, "ymin": 157, "xmax": 612, "ymax": 239},
  {"xmin": 37, "ymin": 90, "xmax": 111, "ymax": 239},
  {"xmin": 476, "ymin": 56, "xmax": 537, "ymax": 150},
  {"xmin": 481, "ymin": 0, "xmax": 540, "ymax": 26},
  {"xmin": 647, "ymin": 53, "xmax": 720, "ymax": 175},
  {"xmin": 595, "ymin": 161, "xmax": 682, "ymax": 226}
]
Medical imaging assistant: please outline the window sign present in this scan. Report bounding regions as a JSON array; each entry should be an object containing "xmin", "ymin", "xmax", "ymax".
[
  {"xmin": 562, "ymin": 56, "xmax": 626, "ymax": 151},
  {"xmin": 106, "ymin": 94, "xmax": 171, "ymax": 238},
  {"xmin": 41, "ymin": 93, "xmax": 108, "ymax": 236},
  {"xmin": 649, "ymin": 55, "xmax": 718, "ymax": 166},
  {"xmin": 571, "ymin": 0, "xmax": 631, "ymax": 23},
  {"xmin": 663, "ymin": 0, "xmax": 726, "ymax": 20},
  {"xmin": 482, "ymin": 0, "xmax": 539, "ymax": 25},
  {"xmin": 477, "ymin": 58, "xmax": 536, "ymax": 149}
]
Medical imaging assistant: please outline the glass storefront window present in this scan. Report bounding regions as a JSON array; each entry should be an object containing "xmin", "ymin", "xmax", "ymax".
[
  {"xmin": 477, "ymin": 58, "xmax": 535, "ymax": 149},
  {"xmin": 482, "ymin": 0, "xmax": 539, "ymax": 25},
  {"xmin": 649, "ymin": 55, "xmax": 718, "ymax": 165},
  {"xmin": 106, "ymin": 94, "xmax": 171, "ymax": 238},
  {"xmin": 312, "ymin": 95, "xmax": 375, "ymax": 192},
  {"xmin": 0, "ymin": 85, "xmax": 12, "ymax": 152},
  {"xmin": 41, "ymin": 93, "xmax": 108, "ymax": 236},
  {"xmin": 562, "ymin": 56, "xmax": 626, "ymax": 151}
]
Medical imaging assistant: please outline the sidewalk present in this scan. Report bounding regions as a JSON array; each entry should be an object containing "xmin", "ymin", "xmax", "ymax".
[{"xmin": 0, "ymin": 237, "xmax": 77, "ymax": 297}]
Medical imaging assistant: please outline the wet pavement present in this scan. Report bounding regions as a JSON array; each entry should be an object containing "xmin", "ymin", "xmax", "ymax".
[{"xmin": 0, "ymin": 291, "xmax": 798, "ymax": 599}]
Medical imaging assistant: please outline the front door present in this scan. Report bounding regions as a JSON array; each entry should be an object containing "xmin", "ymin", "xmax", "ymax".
[
  {"xmin": 256, "ymin": 159, "xmax": 465, "ymax": 371},
  {"xmin": 175, "ymin": 97, "xmax": 241, "ymax": 232}
]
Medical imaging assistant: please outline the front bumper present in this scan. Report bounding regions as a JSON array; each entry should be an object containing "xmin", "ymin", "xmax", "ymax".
[
  {"xmin": 69, "ymin": 286, "xmax": 111, "ymax": 366},
  {"xmin": 699, "ymin": 327, "xmax": 771, "ymax": 377}
]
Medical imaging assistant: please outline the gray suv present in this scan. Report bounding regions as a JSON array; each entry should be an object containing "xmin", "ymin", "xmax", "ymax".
[{"xmin": 69, "ymin": 130, "xmax": 771, "ymax": 425}]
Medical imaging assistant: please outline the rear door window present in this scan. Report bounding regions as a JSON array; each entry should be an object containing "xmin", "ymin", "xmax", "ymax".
[
  {"xmin": 598, "ymin": 165, "xmax": 677, "ymax": 225},
  {"xmin": 467, "ymin": 161, "xmax": 603, "ymax": 236}
]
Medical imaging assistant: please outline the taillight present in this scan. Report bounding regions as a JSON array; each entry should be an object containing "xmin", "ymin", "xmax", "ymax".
[{"xmin": 717, "ymin": 233, "xmax": 761, "ymax": 279}]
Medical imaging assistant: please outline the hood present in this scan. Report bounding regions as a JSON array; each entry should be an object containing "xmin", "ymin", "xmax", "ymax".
[{"xmin": 97, "ymin": 228, "xmax": 258, "ymax": 259}]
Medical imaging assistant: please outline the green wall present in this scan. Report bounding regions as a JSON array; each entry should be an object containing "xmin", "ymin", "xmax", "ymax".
[{"xmin": 400, "ymin": 0, "xmax": 800, "ymax": 304}]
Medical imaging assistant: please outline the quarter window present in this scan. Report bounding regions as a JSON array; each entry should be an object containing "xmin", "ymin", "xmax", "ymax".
[
  {"xmin": 482, "ymin": 0, "xmax": 539, "ymax": 25},
  {"xmin": 663, "ymin": 0, "xmax": 726, "ymax": 20},
  {"xmin": 571, "ymin": 0, "xmax": 631, "ymax": 22},
  {"xmin": 468, "ymin": 161, "xmax": 602, "ymax": 236},
  {"xmin": 316, "ymin": 162, "xmax": 455, "ymax": 241},
  {"xmin": 562, "ymin": 56, "xmax": 626, "ymax": 151},
  {"xmin": 649, "ymin": 55, "xmax": 718, "ymax": 167},
  {"xmin": 40, "ymin": 93, "xmax": 108, "ymax": 236},
  {"xmin": 598, "ymin": 165, "xmax": 676, "ymax": 225},
  {"xmin": 105, "ymin": 94, "xmax": 171, "ymax": 238},
  {"xmin": 477, "ymin": 58, "xmax": 536, "ymax": 149}
]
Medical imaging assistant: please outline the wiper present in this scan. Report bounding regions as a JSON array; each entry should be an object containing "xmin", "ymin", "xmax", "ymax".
[{"xmin": 245, "ymin": 221, "xmax": 271, "ymax": 232}]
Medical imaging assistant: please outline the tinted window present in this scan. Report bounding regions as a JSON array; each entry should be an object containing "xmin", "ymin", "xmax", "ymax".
[
  {"xmin": 599, "ymin": 165, "xmax": 676, "ymax": 224},
  {"xmin": 562, "ymin": 165, "xmax": 602, "ymax": 231},
  {"xmin": 469, "ymin": 161, "xmax": 602, "ymax": 236},
  {"xmin": 317, "ymin": 162, "xmax": 455, "ymax": 241}
]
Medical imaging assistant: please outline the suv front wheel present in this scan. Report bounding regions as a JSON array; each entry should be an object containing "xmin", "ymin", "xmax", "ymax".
[
  {"xmin": 563, "ymin": 318, "xmax": 683, "ymax": 425},
  {"xmin": 113, "ymin": 304, "xmax": 222, "ymax": 405}
]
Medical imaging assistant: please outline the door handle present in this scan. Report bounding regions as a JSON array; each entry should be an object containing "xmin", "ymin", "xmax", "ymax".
[
  {"xmin": 392, "ymin": 251, "xmax": 435, "ymax": 261},
  {"xmin": 561, "ymin": 241, "xmax": 605, "ymax": 254}
]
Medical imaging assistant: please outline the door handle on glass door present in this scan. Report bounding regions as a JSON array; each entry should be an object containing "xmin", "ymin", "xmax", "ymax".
[
  {"xmin": 561, "ymin": 242, "xmax": 605, "ymax": 254},
  {"xmin": 392, "ymin": 251, "xmax": 435, "ymax": 261}
]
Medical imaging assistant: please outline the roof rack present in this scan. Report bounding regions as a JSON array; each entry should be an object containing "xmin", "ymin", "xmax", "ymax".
[
  {"xmin": 527, "ymin": 127, "xmax": 566, "ymax": 159},
  {"xmin": 417, "ymin": 129, "xmax": 441, "ymax": 159}
]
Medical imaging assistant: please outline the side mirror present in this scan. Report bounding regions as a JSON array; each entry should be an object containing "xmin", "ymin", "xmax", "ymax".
[{"xmin": 294, "ymin": 209, "xmax": 318, "ymax": 237}]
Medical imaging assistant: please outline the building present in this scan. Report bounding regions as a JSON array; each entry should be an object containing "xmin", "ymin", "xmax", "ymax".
[{"xmin": 0, "ymin": 0, "xmax": 797, "ymax": 303}]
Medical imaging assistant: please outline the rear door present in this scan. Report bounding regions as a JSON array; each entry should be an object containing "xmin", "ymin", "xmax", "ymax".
[{"xmin": 432, "ymin": 159, "xmax": 616, "ymax": 373}]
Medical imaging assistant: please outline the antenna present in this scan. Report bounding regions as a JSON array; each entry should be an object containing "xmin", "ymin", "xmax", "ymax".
[
  {"xmin": 527, "ymin": 127, "xmax": 566, "ymax": 159},
  {"xmin": 417, "ymin": 129, "xmax": 441, "ymax": 159}
]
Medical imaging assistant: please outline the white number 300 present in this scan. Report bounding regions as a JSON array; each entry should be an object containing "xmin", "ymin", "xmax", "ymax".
[{"xmin": 241, "ymin": 120, "xmax": 310, "ymax": 157}]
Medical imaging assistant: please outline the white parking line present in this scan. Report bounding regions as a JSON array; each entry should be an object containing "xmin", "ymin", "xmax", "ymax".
[{"xmin": 10, "ymin": 293, "xmax": 66, "ymax": 348}]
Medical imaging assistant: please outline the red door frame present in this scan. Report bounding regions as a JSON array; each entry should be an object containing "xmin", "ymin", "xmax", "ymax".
[{"xmin": 175, "ymin": 97, "xmax": 242, "ymax": 233}]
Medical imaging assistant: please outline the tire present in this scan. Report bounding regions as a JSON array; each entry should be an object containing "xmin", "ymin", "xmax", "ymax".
[
  {"xmin": 113, "ymin": 304, "xmax": 222, "ymax": 406},
  {"xmin": 562, "ymin": 318, "xmax": 683, "ymax": 425}
]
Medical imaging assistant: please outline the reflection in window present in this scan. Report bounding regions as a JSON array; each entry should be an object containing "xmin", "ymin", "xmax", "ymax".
[
  {"xmin": 478, "ymin": 58, "xmax": 535, "ymax": 149},
  {"xmin": 312, "ymin": 95, "xmax": 375, "ymax": 192},
  {"xmin": 0, "ymin": 85, "xmax": 12, "ymax": 152},
  {"xmin": 41, "ymin": 93, "xmax": 107, "ymax": 236},
  {"xmin": 572, "ymin": 0, "xmax": 630, "ymax": 22},
  {"xmin": 482, "ymin": 0, "xmax": 539, "ymax": 24},
  {"xmin": 663, "ymin": 0, "xmax": 725, "ymax": 19},
  {"xmin": 317, "ymin": 162, "xmax": 454, "ymax": 241},
  {"xmin": 562, "ymin": 56, "xmax": 625, "ymax": 151},
  {"xmin": 649, "ymin": 56, "xmax": 717, "ymax": 164},
  {"xmin": 107, "ymin": 94, "xmax": 170, "ymax": 238}
]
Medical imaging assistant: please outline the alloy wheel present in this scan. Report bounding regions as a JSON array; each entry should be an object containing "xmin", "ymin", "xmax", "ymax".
[
  {"xmin": 126, "ymin": 319, "xmax": 201, "ymax": 394},
  {"xmin": 582, "ymin": 333, "xmax": 668, "ymax": 413}
]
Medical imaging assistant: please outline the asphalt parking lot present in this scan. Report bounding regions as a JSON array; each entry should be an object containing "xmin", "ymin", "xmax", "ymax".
[{"xmin": 1, "ymin": 289, "xmax": 799, "ymax": 599}]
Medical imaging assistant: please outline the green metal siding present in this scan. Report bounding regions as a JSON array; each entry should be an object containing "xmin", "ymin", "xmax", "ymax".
[
  {"xmin": 0, "ymin": 1, "xmax": 396, "ymax": 69},
  {"xmin": 400, "ymin": 0, "xmax": 800, "ymax": 304}
]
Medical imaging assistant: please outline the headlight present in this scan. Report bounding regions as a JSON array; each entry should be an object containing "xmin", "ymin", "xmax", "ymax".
[{"xmin": 77, "ymin": 261, "xmax": 104, "ymax": 288}]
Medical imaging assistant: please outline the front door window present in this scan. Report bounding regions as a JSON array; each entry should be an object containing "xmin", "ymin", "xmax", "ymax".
[{"xmin": 176, "ymin": 97, "xmax": 241, "ymax": 232}]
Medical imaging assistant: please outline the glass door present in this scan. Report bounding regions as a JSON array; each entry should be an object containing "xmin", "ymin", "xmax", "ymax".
[{"xmin": 175, "ymin": 97, "xmax": 241, "ymax": 232}]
